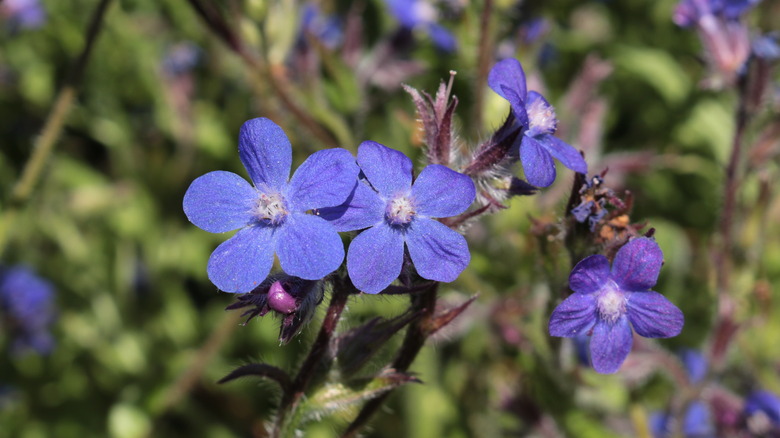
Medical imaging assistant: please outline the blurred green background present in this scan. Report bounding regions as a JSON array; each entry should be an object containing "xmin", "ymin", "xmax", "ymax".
[{"xmin": 1, "ymin": 0, "xmax": 779, "ymax": 436}]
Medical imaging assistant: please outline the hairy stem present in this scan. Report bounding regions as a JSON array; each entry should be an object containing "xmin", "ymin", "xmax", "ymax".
[
  {"xmin": 342, "ymin": 283, "xmax": 439, "ymax": 437},
  {"xmin": 272, "ymin": 277, "xmax": 352, "ymax": 438},
  {"xmin": 0, "ymin": 0, "xmax": 113, "ymax": 255},
  {"xmin": 710, "ymin": 73, "xmax": 750, "ymax": 369}
]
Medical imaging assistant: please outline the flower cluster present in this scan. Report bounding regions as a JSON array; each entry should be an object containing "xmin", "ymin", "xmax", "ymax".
[
  {"xmin": 548, "ymin": 237, "xmax": 684, "ymax": 373},
  {"xmin": 183, "ymin": 118, "xmax": 476, "ymax": 295},
  {"xmin": 0, "ymin": 266, "xmax": 56, "ymax": 355},
  {"xmin": 384, "ymin": 0, "xmax": 457, "ymax": 52}
]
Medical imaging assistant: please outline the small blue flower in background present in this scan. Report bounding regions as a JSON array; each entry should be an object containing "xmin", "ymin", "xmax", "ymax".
[
  {"xmin": 679, "ymin": 349, "xmax": 708, "ymax": 384},
  {"xmin": 488, "ymin": 58, "xmax": 587, "ymax": 188},
  {"xmin": 744, "ymin": 390, "xmax": 780, "ymax": 427},
  {"xmin": 548, "ymin": 237, "xmax": 684, "ymax": 374},
  {"xmin": 183, "ymin": 118, "xmax": 359, "ymax": 293},
  {"xmin": 298, "ymin": 3, "xmax": 343, "ymax": 50},
  {"xmin": 161, "ymin": 42, "xmax": 202, "ymax": 78},
  {"xmin": 0, "ymin": 0, "xmax": 46, "ymax": 31},
  {"xmin": 673, "ymin": 0, "xmax": 761, "ymax": 27},
  {"xmin": 319, "ymin": 141, "xmax": 475, "ymax": 294},
  {"xmin": 384, "ymin": 0, "xmax": 457, "ymax": 52},
  {"xmin": 650, "ymin": 401, "xmax": 714, "ymax": 438},
  {"xmin": 0, "ymin": 266, "xmax": 56, "ymax": 355}
]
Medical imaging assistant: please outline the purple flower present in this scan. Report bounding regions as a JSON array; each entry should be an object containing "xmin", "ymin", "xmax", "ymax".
[
  {"xmin": 161, "ymin": 42, "xmax": 202, "ymax": 78},
  {"xmin": 0, "ymin": 266, "xmax": 56, "ymax": 355},
  {"xmin": 548, "ymin": 237, "xmax": 684, "ymax": 374},
  {"xmin": 488, "ymin": 58, "xmax": 587, "ymax": 188},
  {"xmin": 183, "ymin": 118, "xmax": 359, "ymax": 293},
  {"xmin": 673, "ymin": 0, "xmax": 760, "ymax": 27},
  {"xmin": 680, "ymin": 349, "xmax": 708, "ymax": 384},
  {"xmin": 318, "ymin": 141, "xmax": 475, "ymax": 294},
  {"xmin": 651, "ymin": 402, "xmax": 714, "ymax": 438},
  {"xmin": 298, "ymin": 3, "xmax": 343, "ymax": 50},
  {"xmin": 744, "ymin": 390, "xmax": 780, "ymax": 426},
  {"xmin": 1, "ymin": 0, "xmax": 45, "ymax": 30},
  {"xmin": 384, "ymin": 0, "xmax": 457, "ymax": 52}
]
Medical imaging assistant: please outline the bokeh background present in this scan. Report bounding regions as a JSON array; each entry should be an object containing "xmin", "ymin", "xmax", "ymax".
[{"xmin": 1, "ymin": 0, "xmax": 779, "ymax": 436}]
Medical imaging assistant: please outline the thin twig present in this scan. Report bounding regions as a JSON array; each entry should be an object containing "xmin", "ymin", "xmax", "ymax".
[
  {"xmin": 472, "ymin": 0, "xmax": 494, "ymax": 134},
  {"xmin": 0, "ymin": 0, "xmax": 113, "ymax": 255}
]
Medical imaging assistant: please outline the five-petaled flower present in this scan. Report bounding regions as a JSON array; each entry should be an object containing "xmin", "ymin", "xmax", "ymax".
[
  {"xmin": 183, "ymin": 118, "xmax": 359, "ymax": 293},
  {"xmin": 318, "ymin": 141, "xmax": 475, "ymax": 294},
  {"xmin": 488, "ymin": 58, "xmax": 587, "ymax": 188},
  {"xmin": 548, "ymin": 237, "xmax": 684, "ymax": 374}
]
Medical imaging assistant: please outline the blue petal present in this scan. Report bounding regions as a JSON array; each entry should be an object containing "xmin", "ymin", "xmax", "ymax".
[
  {"xmin": 487, "ymin": 58, "xmax": 527, "ymax": 102},
  {"xmin": 385, "ymin": 0, "xmax": 418, "ymax": 27},
  {"xmin": 745, "ymin": 390, "xmax": 780, "ymax": 425},
  {"xmin": 238, "ymin": 118, "xmax": 292, "ymax": 190},
  {"xmin": 539, "ymin": 135, "xmax": 587, "ymax": 174},
  {"xmin": 683, "ymin": 402, "xmax": 714, "ymax": 437},
  {"xmin": 406, "ymin": 218, "xmax": 470, "ymax": 282},
  {"xmin": 412, "ymin": 165, "xmax": 475, "ymax": 218},
  {"xmin": 357, "ymin": 141, "xmax": 413, "ymax": 196},
  {"xmin": 317, "ymin": 181, "xmax": 385, "ymax": 232},
  {"xmin": 276, "ymin": 213, "xmax": 344, "ymax": 280},
  {"xmin": 286, "ymin": 148, "xmax": 359, "ymax": 211},
  {"xmin": 569, "ymin": 255, "xmax": 610, "ymax": 294},
  {"xmin": 183, "ymin": 171, "xmax": 256, "ymax": 233},
  {"xmin": 520, "ymin": 135, "xmax": 556, "ymax": 187},
  {"xmin": 548, "ymin": 292, "xmax": 598, "ymax": 337},
  {"xmin": 612, "ymin": 237, "xmax": 664, "ymax": 291},
  {"xmin": 207, "ymin": 225, "xmax": 276, "ymax": 293},
  {"xmin": 503, "ymin": 86, "xmax": 530, "ymax": 127},
  {"xmin": 347, "ymin": 223, "xmax": 405, "ymax": 294},
  {"xmin": 679, "ymin": 349, "xmax": 708, "ymax": 384},
  {"xmin": 427, "ymin": 23, "xmax": 457, "ymax": 52},
  {"xmin": 589, "ymin": 317, "xmax": 633, "ymax": 374},
  {"xmin": 627, "ymin": 291, "xmax": 684, "ymax": 338}
]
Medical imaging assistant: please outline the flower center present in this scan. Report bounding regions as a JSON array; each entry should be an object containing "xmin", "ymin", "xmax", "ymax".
[
  {"xmin": 385, "ymin": 194, "xmax": 416, "ymax": 226},
  {"xmin": 597, "ymin": 281, "xmax": 626, "ymax": 323},
  {"xmin": 254, "ymin": 192, "xmax": 288, "ymax": 225},
  {"xmin": 526, "ymin": 95, "xmax": 558, "ymax": 137}
]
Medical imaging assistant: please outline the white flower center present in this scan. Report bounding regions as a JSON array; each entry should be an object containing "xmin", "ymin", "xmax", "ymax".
[
  {"xmin": 386, "ymin": 194, "xmax": 416, "ymax": 226},
  {"xmin": 254, "ymin": 192, "xmax": 288, "ymax": 225},
  {"xmin": 527, "ymin": 96, "xmax": 557, "ymax": 136},
  {"xmin": 597, "ymin": 281, "xmax": 626, "ymax": 323}
]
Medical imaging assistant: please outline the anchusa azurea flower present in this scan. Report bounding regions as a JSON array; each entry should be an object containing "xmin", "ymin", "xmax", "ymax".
[
  {"xmin": 319, "ymin": 141, "xmax": 475, "ymax": 294},
  {"xmin": 673, "ymin": 0, "xmax": 761, "ymax": 83},
  {"xmin": 744, "ymin": 390, "xmax": 780, "ymax": 432},
  {"xmin": 651, "ymin": 401, "xmax": 714, "ymax": 438},
  {"xmin": 488, "ymin": 58, "xmax": 587, "ymax": 188},
  {"xmin": 183, "ymin": 118, "xmax": 359, "ymax": 293},
  {"xmin": 384, "ymin": 0, "xmax": 457, "ymax": 52},
  {"xmin": 0, "ymin": 0, "xmax": 45, "ymax": 31},
  {"xmin": 0, "ymin": 266, "xmax": 56, "ymax": 355},
  {"xmin": 548, "ymin": 237, "xmax": 684, "ymax": 373}
]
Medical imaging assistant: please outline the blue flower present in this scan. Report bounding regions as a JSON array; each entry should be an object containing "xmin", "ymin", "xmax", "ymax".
[
  {"xmin": 745, "ymin": 390, "xmax": 780, "ymax": 426},
  {"xmin": 183, "ymin": 118, "xmax": 359, "ymax": 293},
  {"xmin": 298, "ymin": 3, "xmax": 343, "ymax": 50},
  {"xmin": 679, "ymin": 349, "xmax": 708, "ymax": 384},
  {"xmin": 0, "ymin": 266, "xmax": 56, "ymax": 355},
  {"xmin": 650, "ymin": 401, "xmax": 714, "ymax": 438},
  {"xmin": 673, "ymin": 0, "xmax": 760, "ymax": 27},
  {"xmin": 318, "ymin": 141, "xmax": 475, "ymax": 294},
  {"xmin": 1, "ymin": 0, "xmax": 45, "ymax": 30},
  {"xmin": 384, "ymin": 0, "xmax": 457, "ymax": 52},
  {"xmin": 548, "ymin": 237, "xmax": 684, "ymax": 374},
  {"xmin": 488, "ymin": 58, "xmax": 587, "ymax": 188}
]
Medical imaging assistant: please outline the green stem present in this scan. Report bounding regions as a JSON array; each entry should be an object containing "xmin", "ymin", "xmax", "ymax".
[{"xmin": 0, "ymin": 0, "xmax": 113, "ymax": 255}]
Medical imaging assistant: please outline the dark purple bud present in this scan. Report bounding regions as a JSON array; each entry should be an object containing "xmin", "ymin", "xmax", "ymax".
[
  {"xmin": 267, "ymin": 281, "xmax": 297, "ymax": 314},
  {"xmin": 464, "ymin": 112, "xmax": 522, "ymax": 176}
]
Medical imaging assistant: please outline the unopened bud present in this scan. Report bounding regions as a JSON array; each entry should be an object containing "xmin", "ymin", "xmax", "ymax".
[{"xmin": 268, "ymin": 281, "xmax": 297, "ymax": 314}]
